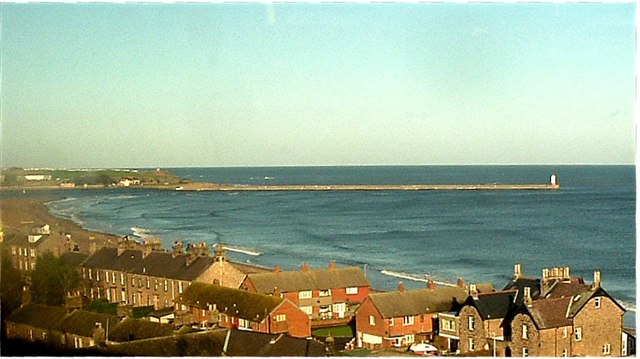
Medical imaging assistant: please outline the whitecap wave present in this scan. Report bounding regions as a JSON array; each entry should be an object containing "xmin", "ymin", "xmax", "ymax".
[
  {"xmin": 131, "ymin": 227, "xmax": 153, "ymax": 239},
  {"xmin": 618, "ymin": 300, "xmax": 636, "ymax": 312},
  {"xmin": 380, "ymin": 270, "xmax": 457, "ymax": 287},
  {"xmin": 224, "ymin": 245, "xmax": 262, "ymax": 256}
]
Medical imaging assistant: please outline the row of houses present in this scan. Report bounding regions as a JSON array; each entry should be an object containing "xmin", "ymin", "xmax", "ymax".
[
  {"xmin": 354, "ymin": 264, "xmax": 632, "ymax": 357},
  {"xmin": 5, "ymin": 230, "xmax": 633, "ymax": 356}
]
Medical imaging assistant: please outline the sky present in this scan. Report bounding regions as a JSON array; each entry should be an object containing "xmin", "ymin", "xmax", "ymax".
[{"xmin": 1, "ymin": 2, "xmax": 636, "ymax": 168}]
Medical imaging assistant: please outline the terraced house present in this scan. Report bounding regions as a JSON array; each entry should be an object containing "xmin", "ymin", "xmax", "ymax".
[
  {"xmin": 81, "ymin": 238, "xmax": 218, "ymax": 309},
  {"xmin": 355, "ymin": 281, "xmax": 468, "ymax": 350},
  {"xmin": 241, "ymin": 261, "xmax": 370, "ymax": 322},
  {"xmin": 175, "ymin": 282, "xmax": 311, "ymax": 338}
]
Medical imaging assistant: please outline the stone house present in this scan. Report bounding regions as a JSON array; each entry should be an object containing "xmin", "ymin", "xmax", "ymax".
[
  {"xmin": 355, "ymin": 281, "xmax": 467, "ymax": 350},
  {"xmin": 509, "ymin": 271, "xmax": 625, "ymax": 357},
  {"xmin": 175, "ymin": 281, "xmax": 311, "ymax": 338},
  {"xmin": 81, "ymin": 238, "xmax": 215, "ymax": 309},
  {"xmin": 241, "ymin": 261, "xmax": 370, "ymax": 321},
  {"xmin": 7, "ymin": 225, "xmax": 76, "ymax": 272}
]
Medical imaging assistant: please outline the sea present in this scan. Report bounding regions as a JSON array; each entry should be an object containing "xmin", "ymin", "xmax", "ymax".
[{"xmin": 13, "ymin": 165, "xmax": 638, "ymax": 326}]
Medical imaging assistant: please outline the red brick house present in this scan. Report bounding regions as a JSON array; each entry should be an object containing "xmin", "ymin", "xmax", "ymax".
[
  {"xmin": 175, "ymin": 282, "xmax": 311, "ymax": 338},
  {"xmin": 241, "ymin": 261, "xmax": 370, "ymax": 321},
  {"xmin": 355, "ymin": 281, "xmax": 467, "ymax": 350}
]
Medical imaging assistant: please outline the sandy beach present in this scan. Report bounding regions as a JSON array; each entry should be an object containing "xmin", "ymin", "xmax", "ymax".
[{"xmin": 1, "ymin": 197, "xmax": 120, "ymax": 253}]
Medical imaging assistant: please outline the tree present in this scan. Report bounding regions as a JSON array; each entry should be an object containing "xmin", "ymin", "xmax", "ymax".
[
  {"xmin": 30, "ymin": 252, "xmax": 80, "ymax": 306},
  {"xmin": 1, "ymin": 249, "xmax": 25, "ymax": 338}
]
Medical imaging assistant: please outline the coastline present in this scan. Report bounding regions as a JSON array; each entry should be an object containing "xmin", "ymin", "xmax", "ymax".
[{"xmin": 1, "ymin": 197, "xmax": 121, "ymax": 253}]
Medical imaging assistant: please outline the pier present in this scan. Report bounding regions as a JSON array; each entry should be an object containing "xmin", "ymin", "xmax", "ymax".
[{"xmin": 179, "ymin": 182, "xmax": 560, "ymax": 192}]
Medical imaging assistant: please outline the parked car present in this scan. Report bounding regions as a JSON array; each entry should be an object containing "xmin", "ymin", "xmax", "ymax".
[{"xmin": 409, "ymin": 342, "xmax": 438, "ymax": 356}]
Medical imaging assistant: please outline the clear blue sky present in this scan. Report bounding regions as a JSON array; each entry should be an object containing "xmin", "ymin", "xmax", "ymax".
[{"xmin": 1, "ymin": 3, "xmax": 636, "ymax": 168}]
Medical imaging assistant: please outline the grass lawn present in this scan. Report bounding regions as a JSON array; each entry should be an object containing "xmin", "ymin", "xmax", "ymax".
[{"xmin": 312, "ymin": 325, "xmax": 354, "ymax": 337}]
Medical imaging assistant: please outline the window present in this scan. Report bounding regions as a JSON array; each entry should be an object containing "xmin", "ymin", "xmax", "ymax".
[
  {"xmin": 594, "ymin": 297, "xmax": 602, "ymax": 308},
  {"xmin": 121, "ymin": 289, "xmax": 126, "ymax": 303},
  {"xmin": 154, "ymin": 279, "xmax": 158, "ymax": 290},
  {"xmin": 29, "ymin": 329, "xmax": 33, "ymax": 341},
  {"xmin": 11, "ymin": 246, "xmax": 16, "ymax": 255},
  {"xmin": 403, "ymin": 316, "xmax": 414, "ymax": 326},
  {"xmin": 29, "ymin": 248, "xmax": 36, "ymax": 257},
  {"xmin": 298, "ymin": 290, "xmax": 312, "ymax": 299},
  {"xmin": 178, "ymin": 281, "xmax": 183, "ymax": 294},
  {"xmin": 442, "ymin": 319, "xmax": 455, "ymax": 331},
  {"xmin": 389, "ymin": 318, "xmax": 394, "ymax": 326},
  {"xmin": 238, "ymin": 318, "xmax": 249, "ymax": 329},
  {"xmin": 369, "ymin": 315, "xmax": 376, "ymax": 326},
  {"xmin": 138, "ymin": 278, "xmax": 142, "ymax": 287},
  {"xmin": 275, "ymin": 314, "xmax": 286, "ymax": 322},
  {"xmin": 522, "ymin": 348, "xmax": 529, "ymax": 357},
  {"xmin": 30, "ymin": 262, "xmax": 36, "ymax": 270},
  {"xmin": 163, "ymin": 280, "xmax": 168, "ymax": 292},
  {"xmin": 405, "ymin": 334, "xmax": 415, "ymax": 345},
  {"xmin": 42, "ymin": 332, "xmax": 47, "ymax": 341},
  {"xmin": 131, "ymin": 277, "xmax": 135, "ymax": 286},
  {"xmin": 346, "ymin": 287, "xmax": 358, "ymax": 295},
  {"xmin": 603, "ymin": 344, "xmax": 611, "ymax": 355},
  {"xmin": 112, "ymin": 272, "xmax": 116, "ymax": 283},
  {"xmin": 522, "ymin": 324, "xmax": 529, "ymax": 339},
  {"xmin": 74, "ymin": 337, "xmax": 83, "ymax": 348},
  {"xmin": 301, "ymin": 306, "xmax": 313, "ymax": 315},
  {"xmin": 82, "ymin": 268, "xmax": 86, "ymax": 279},
  {"xmin": 469, "ymin": 338, "xmax": 475, "ymax": 351},
  {"xmin": 561, "ymin": 349, "xmax": 568, "ymax": 357},
  {"xmin": 575, "ymin": 327, "xmax": 582, "ymax": 341},
  {"xmin": 468, "ymin": 316, "xmax": 476, "ymax": 331},
  {"xmin": 96, "ymin": 270, "xmax": 100, "ymax": 281},
  {"xmin": 562, "ymin": 327, "xmax": 568, "ymax": 338},
  {"xmin": 120, "ymin": 273, "xmax": 124, "ymax": 285},
  {"xmin": 319, "ymin": 289, "xmax": 331, "ymax": 297},
  {"xmin": 18, "ymin": 248, "xmax": 22, "ymax": 256},
  {"xmin": 105, "ymin": 271, "xmax": 109, "ymax": 283},
  {"xmin": 106, "ymin": 289, "xmax": 111, "ymax": 301},
  {"xmin": 146, "ymin": 278, "xmax": 150, "ymax": 289}
]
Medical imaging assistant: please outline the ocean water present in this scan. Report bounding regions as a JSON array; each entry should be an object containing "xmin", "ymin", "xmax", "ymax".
[{"xmin": 39, "ymin": 166, "xmax": 636, "ymax": 323}]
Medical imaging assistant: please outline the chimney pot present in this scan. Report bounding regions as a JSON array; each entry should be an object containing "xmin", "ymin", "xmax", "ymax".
[
  {"xmin": 329, "ymin": 260, "xmax": 336, "ymax": 269},
  {"xmin": 274, "ymin": 265, "xmax": 281, "ymax": 273},
  {"xmin": 427, "ymin": 280, "xmax": 436, "ymax": 290},
  {"xmin": 456, "ymin": 278, "xmax": 465, "ymax": 288},
  {"xmin": 524, "ymin": 286, "xmax": 532, "ymax": 307},
  {"xmin": 514, "ymin": 263, "xmax": 522, "ymax": 279},
  {"xmin": 470, "ymin": 283, "xmax": 478, "ymax": 298},
  {"xmin": 301, "ymin": 263, "xmax": 310, "ymax": 271},
  {"xmin": 398, "ymin": 282, "xmax": 405, "ymax": 292},
  {"xmin": 593, "ymin": 270, "xmax": 602, "ymax": 288}
]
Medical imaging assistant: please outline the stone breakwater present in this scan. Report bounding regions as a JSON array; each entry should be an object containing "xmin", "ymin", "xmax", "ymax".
[{"xmin": 180, "ymin": 183, "xmax": 560, "ymax": 192}]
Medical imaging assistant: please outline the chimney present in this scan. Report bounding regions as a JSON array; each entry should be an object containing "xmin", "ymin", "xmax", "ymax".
[
  {"xmin": 329, "ymin": 260, "xmax": 336, "ymax": 269},
  {"xmin": 427, "ymin": 280, "xmax": 436, "ymax": 290},
  {"xmin": 593, "ymin": 270, "xmax": 601, "ymax": 288},
  {"xmin": 301, "ymin": 263, "xmax": 310, "ymax": 271},
  {"xmin": 514, "ymin": 263, "xmax": 522, "ymax": 279},
  {"xmin": 470, "ymin": 283, "xmax": 478, "ymax": 299},
  {"xmin": 214, "ymin": 243, "xmax": 227, "ymax": 262},
  {"xmin": 272, "ymin": 287, "xmax": 281, "ymax": 297},
  {"xmin": 117, "ymin": 236, "xmax": 137, "ymax": 256},
  {"xmin": 142, "ymin": 238, "xmax": 161, "ymax": 259},
  {"xmin": 456, "ymin": 278, "xmax": 465, "ymax": 288},
  {"xmin": 186, "ymin": 242, "xmax": 209, "ymax": 266},
  {"xmin": 21, "ymin": 285, "xmax": 31, "ymax": 306},
  {"xmin": 117, "ymin": 304, "xmax": 133, "ymax": 319},
  {"xmin": 93, "ymin": 322, "xmax": 106, "ymax": 346},
  {"xmin": 172, "ymin": 240, "xmax": 184, "ymax": 258},
  {"xmin": 563, "ymin": 267, "xmax": 571, "ymax": 280},
  {"xmin": 524, "ymin": 286, "xmax": 532, "ymax": 307},
  {"xmin": 89, "ymin": 241, "xmax": 98, "ymax": 255},
  {"xmin": 274, "ymin": 265, "xmax": 281, "ymax": 273},
  {"xmin": 398, "ymin": 281, "xmax": 405, "ymax": 293}
]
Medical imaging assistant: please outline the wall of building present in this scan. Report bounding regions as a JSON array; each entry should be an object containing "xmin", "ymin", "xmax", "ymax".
[
  {"xmin": 355, "ymin": 298, "xmax": 387, "ymax": 350},
  {"xmin": 572, "ymin": 296, "xmax": 624, "ymax": 357},
  {"xmin": 458, "ymin": 306, "xmax": 486, "ymax": 354}
]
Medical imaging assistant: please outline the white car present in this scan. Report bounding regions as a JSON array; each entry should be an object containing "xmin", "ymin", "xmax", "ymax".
[{"xmin": 409, "ymin": 342, "xmax": 438, "ymax": 356}]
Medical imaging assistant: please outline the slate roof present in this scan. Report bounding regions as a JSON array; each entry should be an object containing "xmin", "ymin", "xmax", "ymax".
[
  {"xmin": 462, "ymin": 290, "xmax": 518, "ymax": 321},
  {"xmin": 543, "ymin": 281, "xmax": 590, "ymax": 299},
  {"xmin": 5, "ymin": 303, "xmax": 68, "ymax": 329},
  {"xmin": 108, "ymin": 317, "xmax": 174, "ymax": 342},
  {"xmin": 225, "ymin": 330, "xmax": 327, "ymax": 357},
  {"xmin": 229, "ymin": 260, "xmax": 272, "ymax": 274},
  {"xmin": 55, "ymin": 310, "xmax": 119, "ymax": 338},
  {"xmin": 247, "ymin": 267, "xmax": 370, "ymax": 293},
  {"xmin": 369, "ymin": 287, "xmax": 467, "ymax": 318},
  {"xmin": 82, "ymin": 247, "xmax": 215, "ymax": 281},
  {"xmin": 566, "ymin": 286, "xmax": 625, "ymax": 317},
  {"xmin": 503, "ymin": 277, "xmax": 542, "ymax": 299},
  {"xmin": 60, "ymin": 252, "xmax": 89, "ymax": 267},
  {"xmin": 179, "ymin": 282, "xmax": 284, "ymax": 322},
  {"xmin": 149, "ymin": 306, "xmax": 175, "ymax": 318}
]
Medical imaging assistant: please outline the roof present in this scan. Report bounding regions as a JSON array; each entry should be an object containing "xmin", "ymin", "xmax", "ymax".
[
  {"xmin": 108, "ymin": 317, "xmax": 174, "ymax": 342},
  {"xmin": 526, "ymin": 297, "xmax": 573, "ymax": 329},
  {"xmin": 82, "ymin": 247, "xmax": 215, "ymax": 281},
  {"xmin": 503, "ymin": 277, "xmax": 541, "ymax": 299},
  {"xmin": 462, "ymin": 290, "xmax": 518, "ymax": 321},
  {"xmin": 224, "ymin": 330, "xmax": 327, "ymax": 357},
  {"xmin": 543, "ymin": 281, "xmax": 590, "ymax": 299},
  {"xmin": 229, "ymin": 260, "xmax": 272, "ymax": 274},
  {"xmin": 5, "ymin": 303, "xmax": 68, "ymax": 329},
  {"xmin": 368, "ymin": 287, "xmax": 467, "ymax": 318},
  {"xmin": 149, "ymin": 306, "xmax": 175, "ymax": 318},
  {"xmin": 179, "ymin": 282, "xmax": 284, "ymax": 322},
  {"xmin": 55, "ymin": 309, "xmax": 119, "ymax": 338},
  {"xmin": 60, "ymin": 252, "xmax": 89, "ymax": 267},
  {"xmin": 566, "ymin": 286, "xmax": 626, "ymax": 317},
  {"xmin": 247, "ymin": 267, "xmax": 370, "ymax": 293}
]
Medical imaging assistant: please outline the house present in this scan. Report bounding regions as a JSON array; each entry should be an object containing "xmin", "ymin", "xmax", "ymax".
[
  {"xmin": 5, "ymin": 302, "xmax": 176, "ymax": 349},
  {"xmin": 241, "ymin": 261, "xmax": 370, "ymax": 322},
  {"xmin": 509, "ymin": 271, "xmax": 625, "ymax": 357},
  {"xmin": 7, "ymin": 227, "xmax": 76, "ymax": 272},
  {"xmin": 148, "ymin": 306, "xmax": 175, "ymax": 324},
  {"xmin": 622, "ymin": 327, "xmax": 635, "ymax": 356},
  {"xmin": 80, "ymin": 239, "xmax": 267, "ymax": 309},
  {"xmin": 24, "ymin": 174, "xmax": 52, "ymax": 181},
  {"xmin": 355, "ymin": 281, "xmax": 467, "ymax": 350},
  {"xmin": 175, "ymin": 281, "xmax": 311, "ymax": 338}
]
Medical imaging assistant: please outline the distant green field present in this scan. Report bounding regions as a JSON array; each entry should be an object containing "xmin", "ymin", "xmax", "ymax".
[{"xmin": 1, "ymin": 168, "xmax": 183, "ymax": 187}]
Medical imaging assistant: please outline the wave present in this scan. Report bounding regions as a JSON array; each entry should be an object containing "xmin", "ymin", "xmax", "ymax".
[
  {"xmin": 618, "ymin": 300, "xmax": 636, "ymax": 313},
  {"xmin": 380, "ymin": 270, "xmax": 457, "ymax": 287},
  {"xmin": 223, "ymin": 245, "xmax": 262, "ymax": 256},
  {"xmin": 131, "ymin": 227, "xmax": 153, "ymax": 239}
]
